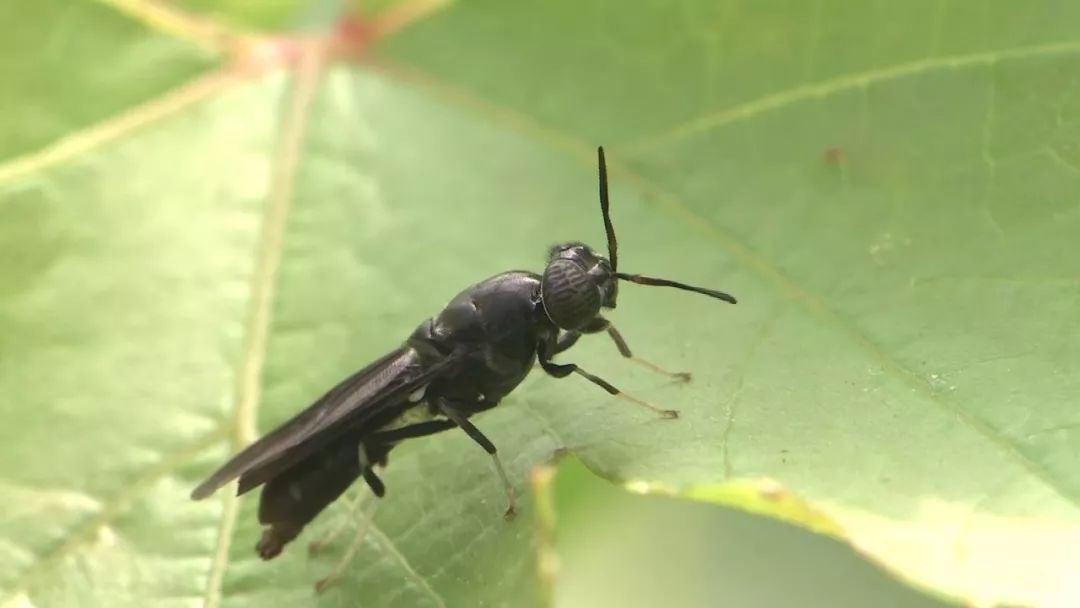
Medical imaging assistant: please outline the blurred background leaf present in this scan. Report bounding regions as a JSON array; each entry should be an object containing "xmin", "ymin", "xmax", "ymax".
[
  {"xmin": 1, "ymin": 1, "xmax": 1077, "ymax": 607},
  {"xmin": 551, "ymin": 460, "xmax": 946, "ymax": 608}
]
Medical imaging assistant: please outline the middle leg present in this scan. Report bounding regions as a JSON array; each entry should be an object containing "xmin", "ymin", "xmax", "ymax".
[{"xmin": 435, "ymin": 398, "xmax": 518, "ymax": 519}]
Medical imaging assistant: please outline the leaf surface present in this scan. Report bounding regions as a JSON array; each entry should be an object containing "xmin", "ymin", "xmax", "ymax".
[{"xmin": 1, "ymin": 1, "xmax": 1078, "ymax": 606}]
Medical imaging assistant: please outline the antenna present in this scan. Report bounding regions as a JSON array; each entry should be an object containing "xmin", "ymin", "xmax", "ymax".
[
  {"xmin": 615, "ymin": 273, "xmax": 738, "ymax": 304},
  {"xmin": 598, "ymin": 146, "xmax": 618, "ymax": 272},
  {"xmin": 599, "ymin": 146, "xmax": 736, "ymax": 306}
]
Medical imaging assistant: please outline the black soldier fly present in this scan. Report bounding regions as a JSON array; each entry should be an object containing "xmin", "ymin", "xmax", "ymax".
[{"xmin": 191, "ymin": 147, "xmax": 736, "ymax": 572}]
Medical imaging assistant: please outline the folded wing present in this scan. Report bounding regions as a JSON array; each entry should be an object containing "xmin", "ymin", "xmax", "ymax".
[{"xmin": 190, "ymin": 346, "xmax": 464, "ymax": 500}]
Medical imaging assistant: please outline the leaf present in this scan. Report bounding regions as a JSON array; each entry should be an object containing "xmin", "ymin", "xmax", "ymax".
[
  {"xmin": 551, "ymin": 459, "xmax": 948, "ymax": 608},
  {"xmin": 0, "ymin": 2, "xmax": 1077, "ymax": 608},
  {"xmin": 381, "ymin": 1, "xmax": 1080, "ymax": 605},
  {"xmin": 0, "ymin": 0, "xmax": 214, "ymax": 160}
]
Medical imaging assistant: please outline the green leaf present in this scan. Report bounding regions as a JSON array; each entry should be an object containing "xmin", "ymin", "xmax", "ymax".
[
  {"xmin": 171, "ymin": 0, "xmax": 306, "ymax": 31},
  {"xmin": 0, "ymin": 0, "xmax": 214, "ymax": 159},
  {"xmin": 1, "ymin": 1, "xmax": 1077, "ymax": 607},
  {"xmin": 551, "ymin": 459, "xmax": 947, "ymax": 608},
  {"xmin": 383, "ymin": 2, "xmax": 1080, "ymax": 604}
]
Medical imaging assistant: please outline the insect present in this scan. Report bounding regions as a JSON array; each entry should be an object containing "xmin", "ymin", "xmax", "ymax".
[{"xmin": 190, "ymin": 147, "xmax": 736, "ymax": 565}]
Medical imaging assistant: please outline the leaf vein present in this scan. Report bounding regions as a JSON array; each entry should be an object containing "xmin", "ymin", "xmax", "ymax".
[
  {"xmin": 623, "ymin": 173, "xmax": 1080, "ymax": 512},
  {"xmin": 369, "ymin": 525, "xmax": 448, "ymax": 608},
  {"xmin": 626, "ymin": 39, "xmax": 1080, "ymax": 153},
  {"xmin": 97, "ymin": 0, "xmax": 252, "ymax": 55},
  {"xmin": 378, "ymin": 62, "xmax": 1080, "ymax": 510},
  {"xmin": 0, "ymin": 70, "xmax": 238, "ymax": 187},
  {"xmin": 720, "ymin": 305, "xmax": 787, "ymax": 478},
  {"xmin": 0, "ymin": 431, "xmax": 225, "ymax": 605},
  {"xmin": 200, "ymin": 38, "xmax": 328, "ymax": 607}
]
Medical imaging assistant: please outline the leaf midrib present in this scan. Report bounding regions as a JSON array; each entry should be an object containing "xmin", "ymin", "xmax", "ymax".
[
  {"xmin": 200, "ymin": 36, "xmax": 326, "ymax": 608},
  {"xmin": 0, "ymin": 2, "xmax": 461, "ymax": 604}
]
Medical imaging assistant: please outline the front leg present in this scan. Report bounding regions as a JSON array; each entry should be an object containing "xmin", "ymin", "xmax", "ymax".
[
  {"xmin": 538, "ymin": 338, "xmax": 678, "ymax": 419},
  {"xmin": 554, "ymin": 317, "xmax": 691, "ymax": 382},
  {"xmin": 604, "ymin": 325, "xmax": 691, "ymax": 382}
]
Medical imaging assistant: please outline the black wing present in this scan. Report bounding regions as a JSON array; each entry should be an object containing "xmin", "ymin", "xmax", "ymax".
[{"xmin": 190, "ymin": 346, "xmax": 464, "ymax": 500}]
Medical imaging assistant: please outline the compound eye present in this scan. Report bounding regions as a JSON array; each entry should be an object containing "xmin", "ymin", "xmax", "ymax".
[{"xmin": 541, "ymin": 258, "xmax": 601, "ymax": 330}]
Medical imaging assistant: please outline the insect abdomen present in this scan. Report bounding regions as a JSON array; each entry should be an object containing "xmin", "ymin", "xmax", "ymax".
[{"xmin": 256, "ymin": 435, "xmax": 361, "ymax": 559}]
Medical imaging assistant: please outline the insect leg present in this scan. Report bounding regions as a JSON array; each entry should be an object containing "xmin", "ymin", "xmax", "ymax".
[
  {"xmin": 539, "ymin": 344, "xmax": 678, "ymax": 419},
  {"xmin": 605, "ymin": 325, "xmax": 691, "ymax": 382},
  {"xmin": 357, "ymin": 442, "xmax": 386, "ymax": 498},
  {"xmin": 435, "ymin": 398, "xmax": 518, "ymax": 520},
  {"xmin": 309, "ymin": 422, "xmax": 458, "ymax": 558},
  {"xmin": 315, "ymin": 420, "xmax": 457, "ymax": 559},
  {"xmin": 562, "ymin": 317, "xmax": 689, "ymax": 381},
  {"xmin": 366, "ymin": 419, "xmax": 457, "ymax": 443},
  {"xmin": 308, "ymin": 490, "xmax": 363, "ymax": 556},
  {"xmin": 552, "ymin": 330, "xmax": 581, "ymax": 354},
  {"xmin": 314, "ymin": 493, "xmax": 381, "ymax": 593}
]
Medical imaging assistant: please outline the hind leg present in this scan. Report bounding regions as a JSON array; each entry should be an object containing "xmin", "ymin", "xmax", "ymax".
[
  {"xmin": 308, "ymin": 490, "xmax": 363, "ymax": 556},
  {"xmin": 312, "ymin": 422, "xmax": 456, "ymax": 591},
  {"xmin": 313, "ymin": 495, "xmax": 381, "ymax": 593}
]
